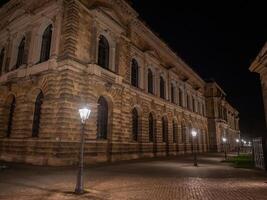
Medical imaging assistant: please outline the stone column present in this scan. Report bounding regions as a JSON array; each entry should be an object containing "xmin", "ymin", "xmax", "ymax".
[
  {"xmin": 0, "ymin": 99, "xmax": 6, "ymax": 137},
  {"xmin": 261, "ymin": 74, "xmax": 267, "ymax": 126}
]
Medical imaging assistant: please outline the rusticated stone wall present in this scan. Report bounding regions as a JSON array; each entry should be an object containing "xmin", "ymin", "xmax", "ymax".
[{"xmin": 0, "ymin": 0, "xmax": 223, "ymax": 166}]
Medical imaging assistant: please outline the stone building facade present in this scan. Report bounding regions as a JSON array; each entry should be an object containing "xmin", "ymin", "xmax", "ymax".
[
  {"xmin": 205, "ymin": 81, "xmax": 240, "ymax": 152},
  {"xmin": 250, "ymin": 42, "xmax": 267, "ymax": 126},
  {"xmin": 0, "ymin": 0, "xmax": 239, "ymax": 166}
]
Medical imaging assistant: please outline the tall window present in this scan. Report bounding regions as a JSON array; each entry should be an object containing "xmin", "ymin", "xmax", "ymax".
[
  {"xmin": 7, "ymin": 95, "xmax": 16, "ymax": 137},
  {"xmin": 98, "ymin": 35, "xmax": 110, "ymax": 69},
  {"xmin": 186, "ymin": 94, "xmax": 190, "ymax": 110},
  {"xmin": 179, "ymin": 88, "xmax": 183, "ymax": 107},
  {"xmin": 171, "ymin": 83, "xmax": 175, "ymax": 103},
  {"xmin": 0, "ymin": 48, "xmax": 5, "ymax": 75},
  {"xmin": 97, "ymin": 96, "xmax": 108, "ymax": 139},
  {"xmin": 192, "ymin": 98, "xmax": 195, "ymax": 112},
  {"xmin": 202, "ymin": 103, "xmax": 205, "ymax": 116},
  {"xmin": 40, "ymin": 25, "xmax": 52, "ymax": 63},
  {"xmin": 202, "ymin": 131, "xmax": 206, "ymax": 151},
  {"xmin": 132, "ymin": 108, "xmax": 138, "ymax": 141},
  {"xmin": 181, "ymin": 124, "xmax": 186, "ymax": 143},
  {"xmin": 148, "ymin": 69, "xmax": 153, "ymax": 94},
  {"xmin": 173, "ymin": 121, "xmax": 178, "ymax": 143},
  {"xmin": 198, "ymin": 102, "xmax": 201, "ymax": 114},
  {"xmin": 32, "ymin": 91, "xmax": 44, "ymax": 137},
  {"xmin": 16, "ymin": 37, "xmax": 25, "ymax": 68},
  {"xmin": 160, "ymin": 76, "xmax": 165, "ymax": 99},
  {"xmin": 162, "ymin": 116, "xmax": 168, "ymax": 143},
  {"xmin": 149, "ymin": 113, "xmax": 154, "ymax": 142},
  {"xmin": 131, "ymin": 59, "xmax": 139, "ymax": 87}
]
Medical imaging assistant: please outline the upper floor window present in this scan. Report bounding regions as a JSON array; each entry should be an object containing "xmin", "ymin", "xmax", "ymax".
[
  {"xmin": 32, "ymin": 91, "xmax": 44, "ymax": 137},
  {"xmin": 160, "ymin": 76, "xmax": 165, "ymax": 99},
  {"xmin": 171, "ymin": 83, "xmax": 175, "ymax": 103},
  {"xmin": 179, "ymin": 88, "xmax": 183, "ymax": 107},
  {"xmin": 98, "ymin": 35, "xmax": 110, "ymax": 69},
  {"xmin": 131, "ymin": 59, "xmax": 139, "ymax": 88},
  {"xmin": 186, "ymin": 94, "xmax": 190, "ymax": 109},
  {"xmin": 16, "ymin": 37, "xmax": 26, "ymax": 68},
  {"xmin": 148, "ymin": 69, "xmax": 153, "ymax": 94},
  {"xmin": 198, "ymin": 102, "xmax": 201, "ymax": 114},
  {"xmin": 40, "ymin": 25, "xmax": 53, "ymax": 63},
  {"xmin": 0, "ymin": 48, "xmax": 5, "ymax": 75},
  {"xmin": 192, "ymin": 98, "xmax": 196, "ymax": 112}
]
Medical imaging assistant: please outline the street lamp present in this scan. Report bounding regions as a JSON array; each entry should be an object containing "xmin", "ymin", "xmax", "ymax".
[
  {"xmin": 222, "ymin": 137, "xmax": 227, "ymax": 160},
  {"xmin": 75, "ymin": 107, "xmax": 91, "ymax": 194},
  {"xmin": 191, "ymin": 129, "xmax": 198, "ymax": 167},
  {"xmin": 236, "ymin": 139, "xmax": 240, "ymax": 156}
]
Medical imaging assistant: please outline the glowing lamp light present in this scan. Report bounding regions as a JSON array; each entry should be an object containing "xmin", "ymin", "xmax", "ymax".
[
  {"xmin": 236, "ymin": 139, "xmax": 240, "ymax": 143},
  {"xmin": 79, "ymin": 108, "xmax": 91, "ymax": 124},
  {"xmin": 191, "ymin": 130, "xmax": 197, "ymax": 137},
  {"xmin": 222, "ymin": 137, "xmax": 227, "ymax": 143}
]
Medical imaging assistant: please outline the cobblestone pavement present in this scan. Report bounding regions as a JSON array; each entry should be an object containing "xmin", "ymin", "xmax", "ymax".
[{"xmin": 1, "ymin": 154, "xmax": 267, "ymax": 200}]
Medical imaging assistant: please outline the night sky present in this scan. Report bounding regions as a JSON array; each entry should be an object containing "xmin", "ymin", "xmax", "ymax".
[
  {"xmin": 1, "ymin": 0, "xmax": 267, "ymax": 138},
  {"xmin": 130, "ymin": 0, "xmax": 267, "ymax": 138}
]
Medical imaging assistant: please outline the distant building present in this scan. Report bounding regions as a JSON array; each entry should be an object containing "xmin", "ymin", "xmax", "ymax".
[
  {"xmin": 205, "ymin": 81, "xmax": 240, "ymax": 152},
  {"xmin": 0, "ymin": 0, "xmax": 239, "ymax": 166}
]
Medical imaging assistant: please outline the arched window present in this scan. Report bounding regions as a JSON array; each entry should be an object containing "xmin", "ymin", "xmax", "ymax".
[
  {"xmin": 98, "ymin": 35, "xmax": 110, "ymax": 69},
  {"xmin": 160, "ymin": 76, "xmax": 165, "ymax": 99},
  {"xmin": 173, "ymin": 120, "xmax": 178, "ymax": 143},
  {"xmin": 132, "ymin": 108, "xmax": 138, "ymax": 141},
  {"xmin": 202, "ymin": 131, "xmax": 206, "ymax": 151},
  {"xmin": 179, "ymin": 88, "xmax": 183, "ymax": 107},
  {"xmin": 171, "ymin": 83, "xmax": 175, "ymax": 103},
  {"xmin": 162, "ymin": 116, "xmax": 168, "ymax": 142},
  {"xmin": 198, "ymin": 102, "xmax": 201, "ymax": 114},
  {"xmin": 181, "ymin": 124, "xmax": 186, "ymax": 144},
  {"xmin": 16, "ymin": 37, "xmax": 25, "ymax": 68},
  {"xmin": 7, "ymin": 95, "xmax": 16, "ymax": 137},
  {"xmin": 0, "ymin": 48, "xmax": 5, "ymax": 75},
  {"xmin": 149, "ymin": 113, "xmax": 154, "ymax": 142},
  {"xmin": 97, "ymin": 96, "xmax": 108, "ymax": 139},
  {"xmin": 32, "ymin": 91, "xmax": 44, "ymax": 137},
  {"xmin": 192, "ymin": 98, "xmax": 195, "ymax": 112},
  {"xmin": 148, "ymin": 69, "xmax": 153, "ymax": 94},
  {"xmin": 131, "ymin": 59, "xmax": 139, "ymax": 87},
  {"xmin": 186, "ymin": 94, "xmax": 190, "ymax": 110},
  {"xmin": 40, "ymin": 24, "xmax": 53, "ymax": 63}
]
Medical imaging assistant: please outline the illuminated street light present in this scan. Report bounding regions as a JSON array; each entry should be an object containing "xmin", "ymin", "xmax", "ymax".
[
  {"xmin": 75, "ymin": 107, "xmax": 91, "ymax": 194},
  {"xmin": 191, "ymin": 129, "xmax": 198, "ymax": 167}
]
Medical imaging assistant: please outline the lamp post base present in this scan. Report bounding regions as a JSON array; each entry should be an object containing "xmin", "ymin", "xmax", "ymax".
[{"xmin": 75, "ymin": 188, "xmax": 84, "ymax": 195}]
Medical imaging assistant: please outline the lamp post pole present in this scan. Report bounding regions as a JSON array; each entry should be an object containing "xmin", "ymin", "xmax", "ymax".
[
  {"xmin": 75, "ymin": 123, "xmax": 85, "ymax": 194},
  {"xmin": 236, "ymin": 139, "xmax": 240, "ymax": 156},
  {"xmin": 191, "ymin": 130, "xmax": 198, "ymax": 167},
  {"xmin": 222, "ymin": 137, "xmax": 227, "ymax": 160},
  {"xmin": 75, "ymin": 108, "xmax": 91, "ymax": 195}
]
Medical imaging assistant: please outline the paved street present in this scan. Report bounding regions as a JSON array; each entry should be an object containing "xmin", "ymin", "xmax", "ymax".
[{"xmin": 0, "ymin": 154, "xmax": 267, "ymax": 200}]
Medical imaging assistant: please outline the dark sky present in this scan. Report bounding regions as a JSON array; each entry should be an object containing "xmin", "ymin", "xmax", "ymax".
[
  {"xmin": 131, "ymin": 0, "xmax": 267, "ymax": 138},
  {"xmin": 1, "ymin": 0, "xmax": 267, "ymax": 137}
]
